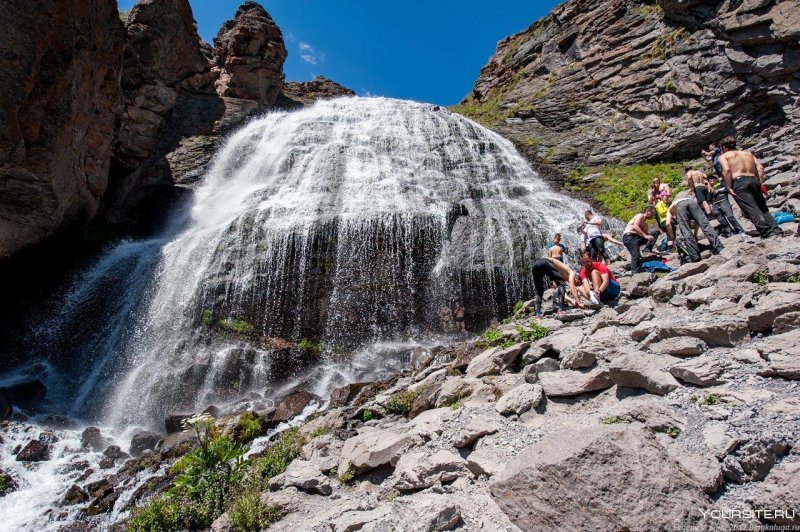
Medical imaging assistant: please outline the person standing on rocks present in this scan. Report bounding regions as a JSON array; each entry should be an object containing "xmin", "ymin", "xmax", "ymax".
[
  {"xmin": 453, "ymin": 303, "xmax": 466, "ymax": 332},
  {"xmin": 547, "ymin": 233, "xmax": 567, "ymax": 262},
  {"xmin": 578, "ymin": 250, "xmax": 620, "ymax": 306},
  {"xmin": 439, "ymin": 305, "xmax": 453, "ymax": 332},
  {"xmin": 622, "ymin": 205, "xmax": 659, "ymax": 273},
  {"xmin": 583, "ymin": 210, "xmax": 607, "ymax": 263},
  {"xmin": 708, "ymin": 175, "xmax": 748, "ymax": 242},
  {"xmin": 718, "ymin": 136, "xmax": 783, "ymax": 238},
  {"xmin": 686, "ymin": 166, "xmax": 713, "ymax": 218},
  {"xmin": 666, "ymin": 195, "xmax": 724, "ymax": 263}
]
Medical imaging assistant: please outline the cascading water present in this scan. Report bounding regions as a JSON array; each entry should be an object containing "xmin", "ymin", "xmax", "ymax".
[{"xmin": 1, "ymin": 97, "xmax": 600, "ymax": 529}]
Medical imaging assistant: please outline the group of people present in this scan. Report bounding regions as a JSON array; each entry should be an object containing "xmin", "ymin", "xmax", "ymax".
[
  {"xmin": 529, "ymin": 135, "xmax": 789, "ymax": 317},
  {"xmin": 439, "ymin": 302, "xmax": 466, "ymax": 332},
  {"xmin": 621, "ymin": 135, "xmax": 784, "ymax": 272}
]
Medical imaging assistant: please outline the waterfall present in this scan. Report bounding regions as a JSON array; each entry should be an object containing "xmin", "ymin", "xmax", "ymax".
[{"xmin": 16, "ymin": 97, "xmax": 594, "ymax": 428}]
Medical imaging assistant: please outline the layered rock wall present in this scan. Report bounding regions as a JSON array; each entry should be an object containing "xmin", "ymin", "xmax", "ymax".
[
  {"xmin": 0, "ymin": 0, "xmax": 125, "ymax": 258},
  {"xmin": 456, "ymin": 0, "xmax": 799, "ymax": 180}
]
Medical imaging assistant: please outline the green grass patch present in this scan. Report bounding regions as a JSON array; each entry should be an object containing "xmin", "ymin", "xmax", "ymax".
[
  {"xmin": 236, "ymin": 412, "xmax": 263, "ymax": 443},
  {"xmin": 338, "ymin": 468, "xmax": 355, "ymax": 484},
  {"xmin": 517, "ymin": 324, "xmax": 549, "ymax": 343},
  {"xmin": 567, "ymin": 162, "xmax": 688, "ymax": 221},
  {"xmin": 253, "ymin": 427, "xmax": 304, "ymax": 481},
  {"xmin": 787, "ymin": 274, "xmax": 800, "ymax": 283},
  {"xmin": 298, "ymin": 337, "xmax": 323, "ymax": 354},
  {"xmin": 201, "ymin": 309, "xmax": 213, "ymax": 326},
  {"xmin": 228, "ymin": 490, "xmax": 277, "ymax": 532},
  {"xmin": 384, "ymin": 390, "xmax": 420, "ymax": 416},
  {"xmin": 310, "ymin": 425, "xmax": 330, "ymax": 439},
  {"xmin": 601, "ymin": 415, "xmax": 630, "ymax": 424},
  {"xmin": 217, "ymin": 318, "xmax": 255, "ymax": 335},
  {"xmin": 361, "ymin": 409, "xmax": 375, "ymax": 422},
  {"xmin": 753, "ymin": 269, "xmax": 769, "ymax": 286}
]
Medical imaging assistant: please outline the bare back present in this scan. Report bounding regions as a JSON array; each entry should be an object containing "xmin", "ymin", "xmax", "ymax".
[
  {"xmin": 720, "ymin": 150, "xmax": 759, "ymax": 179},
  {"xmin": 687, "ymin": 170, "xmax": 707, "ymax": 186},
  {"xmin": 624, "ymin": 213, "xmax": 645, "ymax": 235}
]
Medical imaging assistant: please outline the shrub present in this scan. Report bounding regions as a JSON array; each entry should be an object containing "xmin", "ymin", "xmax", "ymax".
[
  {"xmin": 787, "ymin": 274, "xmax": 800, "ymax": 283},
  {"xmin": 384, "ymin": 390, "xmax": 420, "ymax": 415},
  {"xmin": 127, "ymin": 494, "xmax": 184, "ymax": 531},
  {"xmin": 700, "ymin": 392, "xmax": 723, "ymax": 406},
  {"xmin": 228, "ymin": 490, "xmax": 277, "ymax": 532},
  {"xmin": 517, "ymin": 324, "xmax": 549, "ymax": 342},
  {"xmin": 253, "ymin": 427, "xmax": 304, "ymax": 482},
  {"xmin": 298, "ymin": 338, "xmax": 323, "ymax": 354},
  {"xmin": 217, "ymin": 318, "xmax": 255, "ymax": 335},
  {"xmin": 601, "ymin": 415, "xmax": 629, "ymax": 425},
  {"xmin": 513, "ymin": 300, "xmax": 525, "ymax": 314},
  {"xmin": 338, "ymin": 468, "xmax": 355, "ymax": 484},
  {"xmin": 482, "ymin": 328, "xmax": 503, "ymax": 344},
  {"xmin": 449, "ymin": 398, "xmax": 465, "ymax": 411},
  {"xmin": 361, "ymin": 409, "xmax": 375, "ymax": 422},
  {"xmin": 753, "ymin": 269, "xmax": 769, "ymax": 286},
  {"xmin": 445, "ymin": 366, "xmax": 463, "ymax": 377},
  {"xmin": 201, "ymin": 309, "xmax": 213, "ymax": 326},
  {"xmin": 236, "ymin": 412, "xmax": 263, "ymax": 443},
  {"xmin": 310, "ymin": 425, "xmax": 330, "ymax": 439}
]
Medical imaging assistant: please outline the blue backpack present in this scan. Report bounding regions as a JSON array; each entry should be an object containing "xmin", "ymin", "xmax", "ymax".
[{"xmin": 640, "ymin": 260, "xmax": 675, "ymax": 273}]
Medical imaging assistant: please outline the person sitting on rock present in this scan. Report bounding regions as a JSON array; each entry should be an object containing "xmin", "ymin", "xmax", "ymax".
[
  {"xmin": 578, "ymin": 250, "xmax": 620, "ymax": 306},
  {"xmin": 583, "ymin": 210, "xmax": 608, "ymax": 263},
  {"xmin": 718, "ymin": 135, "xmax": 783, "ymax": 239},
  {"xmin": 648, "ymin": 177, "xmax": 672, "ymax": 204},
  {"xmin": 531, "ymin": 258, "xmax": 568, "ymax": 318},
  {"xmin": 708, "ymin": 175, "xmax": 748, "ymax": 242},
  {"xmin": 547, "ymin": 233, "xmax": 568, "ymax": 262},
  {"xmin": 665, "ymin": 194, "xmax": 724, "ymax": 263},
  {"xmin": 686, "ymin": 166, "xmax": 713, "ymax": 218},
  {"xmin": 622, "ymin": 205, "xmax": 659, "ymax": 273}
]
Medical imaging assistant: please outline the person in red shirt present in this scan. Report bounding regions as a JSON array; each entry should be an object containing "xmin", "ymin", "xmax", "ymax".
[{"xmin": 578, "ymin": 250, "xmax": 620, "ymax": 305}]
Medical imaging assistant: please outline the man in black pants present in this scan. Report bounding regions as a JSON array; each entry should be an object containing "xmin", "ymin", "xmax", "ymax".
[
  {"xmin": 622, "ymin": 205, "xmax": 658, "ymax": 273},
  {"xmin": 718, "ymin": 136, "xmax": 782, "ymax": 238},
  {"xmin": 708, "ymin": 175, "xmax": 747, "ymax": 241},
  {"xmin": 666, "ymin": 196, "xmax": 724, "ymax": 263},
  {"xmin": 531, "ymin": 258, "xmax": 566, "ymax": 317}
]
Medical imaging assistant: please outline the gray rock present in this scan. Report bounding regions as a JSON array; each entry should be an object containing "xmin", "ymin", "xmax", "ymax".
[
  {"xmin": 747, "ymin": 291, "xmax": 800, "ymax": 332},
  {"xmin": 703, "ymin": 425, "xmax": 738, "ymax": 460},
  {"xmin": 531, "ymin": 357, "xmax": 560, "ymax": 374},
  {"xmin": 339, "ymin": 430, "xmax": 426, "ymax": 475},
  {"xmin": 465, "ymin": 343, "xmax": 529, "ymax": 378},
  {"xmin": 268, "ymin": 459, "xmax": 332, "ymax": 495},
  {"xmin": 452, "ymin": 415, "xmax": 501, "ymax": 448},
  {"xmin": 647, "ymin": 336, "xmax": 707, "ymax": 356},
  {"xmin": 632, "ymin": 316, "xmax": 749, "ymax": 347},
  {"xmin": 467, "ymin": 447, "xmax": 506, "ymax": 477},
  {"xmin": 559, "ymin": 348, "xmax": 595, "ymax": 369},
  {"xmin": 393, "ymin": 450, "xmax": 471, "ymax": 491},
  {"xmin": 332, "ymin": 507, "xmax": 391, "ymax": 532},
  {"xmin": 737, "ymin": 438, "xmax": 789, "ymax": 482},
  {"xmin": 491, "ymin": 425, "xmax": 719, "ymax": 530},
  {"xmin": 495, "ymin": 384, "xmax": 543, "ymax": 415},
  {"xmin": 129, "ymin": 430, "xmax": 161, "ymax": 457},
  {"xmin": 669, "ymin": 357, "xmax": 726, "ymax": 386},
  {"xmin": 757, "ymin": 329, "xmax": 800, "ymax": 379},
  {"xmin": 609, "ymin": 352, "xmax": 681, "ymax": 395},
  {"xmin": 538, "ymin": 367, "xmax": 613, "ymax": 397},
  {"xmin": 541, "ymin": 327, "xmax": 584, "ymax": 353},
  {"xmin": 751, "ymin": 462, "xmax": 800, "ymax": 526}
]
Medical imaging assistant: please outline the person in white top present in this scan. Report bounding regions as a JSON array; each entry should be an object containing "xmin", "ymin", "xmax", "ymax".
[{"xmin": 583, "ymin": 210, "xmax": 607, "ymax": 263}]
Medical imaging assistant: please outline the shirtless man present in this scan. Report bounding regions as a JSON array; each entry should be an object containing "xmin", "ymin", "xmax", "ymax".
[
  {"xmin": 547, "ymin": 233, "xmax": 567, "ymax": 262},
  {"xmin": 622, "ymin": 205, "xmax": 659, "ymax": 273},
  {"xmin": 718, "ymin": 136, "xmax": 782, "ymax": 238},
  {"xmin": 666, "ymin": 194, "xmax": 723, "ymax": 263},
  {"xmin": 686, "ymin": 166, "xmax": 713, "ymax": 217},
  {"xmin": 547, "ymin": 257, "xmax": 584, "ymax": 309}
]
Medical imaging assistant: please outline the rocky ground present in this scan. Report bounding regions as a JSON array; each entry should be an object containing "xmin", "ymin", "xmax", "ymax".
[{"xmin": 2, "ymin": 176, "xmax": 797, "ymax": 530}]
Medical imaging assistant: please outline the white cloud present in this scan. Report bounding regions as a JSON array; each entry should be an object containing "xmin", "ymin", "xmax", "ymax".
[{"xmin": 298, "ymin": 42, "xmax": 323, "ymax": 65}]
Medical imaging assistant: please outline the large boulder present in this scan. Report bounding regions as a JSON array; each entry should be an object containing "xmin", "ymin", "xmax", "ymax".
[
  {"xmin": 495, "ymin": 384, "xmax": 543, "ymax": 415},
  {"xmin": 537, "ymin": 367, "xmax": 612, "ymax": 397},
  {"xmin": 609, "ymin": 352, "xmax": 681, "ymax": 395},
  {"xmin": 490, "ymin": 424, "xmax": 721, "ymax": 530},
  {"xmin": 465, "ymin": 343, "xmax": 528, "ymax": 378},
  {"xmin": 268, "ymin": 459, "xmax": 332, "ymax": 495},
  {"xmin": 213, "ymin": 1, "xmax": 287, "ymax": 104},
  {"xmin": 17, "ymin": 440, "xmax": 51, "ymax": 462},
  {"xmin": 632, "ymin": 316, "xmax": 749, "ymax": 347},
  {"xmin": 339, "ymin": 429, "xmax": 427, "ymax": 475},
  {"xmin": 751, "ymin": 462, "xmax": 800, "ymax": 526},
  {"xmin": 757, "ymin": 329, "xmax": 800, "ymax": 379},
  {"xmin": 670, "ymin": 357, "xmax": 726, "ymax": 386},
  {"xmin": 0, "ymin": 0, "xmax": 124, "ymax": 257},
  {"xmin": 392, "ymin": 450, "xmax": 471, "ymax": 491}
]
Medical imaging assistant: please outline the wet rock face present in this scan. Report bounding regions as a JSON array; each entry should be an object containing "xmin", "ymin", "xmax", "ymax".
[
  {"xmin": 0, "ymin": 0, "xmax": 124, "ymax": 258},
  {"xmin": 213, "ymin": 1, "xmax": 287, "ymax": 104},
  {"xmin": 459, "ymin": 0, "xmax": 800, "ymax": 178}
]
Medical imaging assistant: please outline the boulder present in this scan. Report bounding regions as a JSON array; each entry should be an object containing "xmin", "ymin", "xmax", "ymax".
[
  {"xmin": 608, "ymin": 352, "xmax": 681, "ymax": 395},
  {"xmin": 531, "ymin": 357, "xmax": 560, "ymax": 374},
  {"xmin": 465, "ymin": 343, "xmax": 529, "ymax": 378},
  {"xmin": 538, "ymin": 367, "xmax": 613, "ymax": 397},
  {"xmin": 434, "ymin": 377, "xmax": 474, "ymax": 408},
  {"xmin": 541, "ymin": 327, "xmax": 583, "ymax": 353},
  {"xmin": 737, "ymin": 438, "xmax": 790, "ymax": 482},
  {"xmin": 17, "ymin": 440, "xmax": 51, "ymax": 462},
  {"xmin": 632, "ymin": 316, "xmax": 749, "ymax": 347},
  {"xmin": 331, "ymin": 507, "xmax": 391, "ymax": 532},
  {"xmin": 495, "ymin": 384, "xmax": 543, "ymax": 415},
  {"xmin": 747, "ymin": 291, "xmax": 800, "ymax": 332},
  {"xmin": 616, "ymin": 304, "xmax": 654, "ymax": 326},
  {"xmin": 103, "ymin": 445, "xmax": 130, "ymax": 461},
  {"xmin": 667, "ymin": 448, "xmax": 723, "ymax": 495},
  {"xmin": 81, "ymin": 427, "xmax": 110, "ymax": 452},
  {"xmin": 491, "ymin": 425, "xmax": 718, "ymax": 530},
  {"xmin": 329, "ymin": 382, "xmax": 372, "ymax": 408},
  {"xmin": 0, "ymin": 469, "xmax": 17, "ymax": 496},
  {"xmin": 621, "ymin": 272, "xmax": 656, "ymax": 297},
  {"xmin": 774, "ymin": 311, "xmax": 800, "ymax": 334},
  {"xmin": 339, "ymin": 430, "xmax": 426, "ymax": 475},
  {"xmin": 268, "ymin": 459, "xmax": 332, "ymax": 495},
  {"xmin": 669, "ymin": 356, "xmax": 726, "ymax": 386},
  {"xmin": 452, "ymin": 414, "xmax": 501, "ymax": 448},
  {"xmin": 702, "ymin": 425, "xmax": 739, "ymax": 459},
  {"xmin": 647, "ymin": 336, "xmax": 707, "ymax": 356},
  {"xmin": 61, "ymin": 484, "xmax": 90, "ymax": 506},
  {"xmin": 129, "ymin": 430, "xmax": 161, "ymax": 457},
  {"xmin": 559, "ymin": 347, "xmax": 595, "ymax": 369},
  {"xmin": 467, "ymin": 447, "xmax": 506, "ymax": 477},
  {"xmin": 751, "ymin": 462, "xmax": 800, "ymax": 526},
  {"xmin": 757, "ymin": 329, "xmax": 800, "ymax": 379},
  {"xmin": 393, "ymin": 450, "xmax": 471, "ymax": 491},
  {"xmin": 273, "ymin": 391, "xmax": 312, "ymax": 422}
]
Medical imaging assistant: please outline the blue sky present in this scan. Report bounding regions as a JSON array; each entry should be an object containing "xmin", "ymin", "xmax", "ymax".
[{"xmin": 118, "ymin": 0, "xmax": 560, "ymax": 105}]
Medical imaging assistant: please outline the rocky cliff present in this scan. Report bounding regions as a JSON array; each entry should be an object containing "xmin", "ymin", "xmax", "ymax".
[
  {"xmin": 0, "ymin": 0, "xmax": 353, "ymax": 258},
  {"xmin": 454, "ymin": 0, "xmax": 799, "ymax": 182},
  {"xmin": 0, "ymin": 0, "xmax": 125, "ymax": 259}
]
